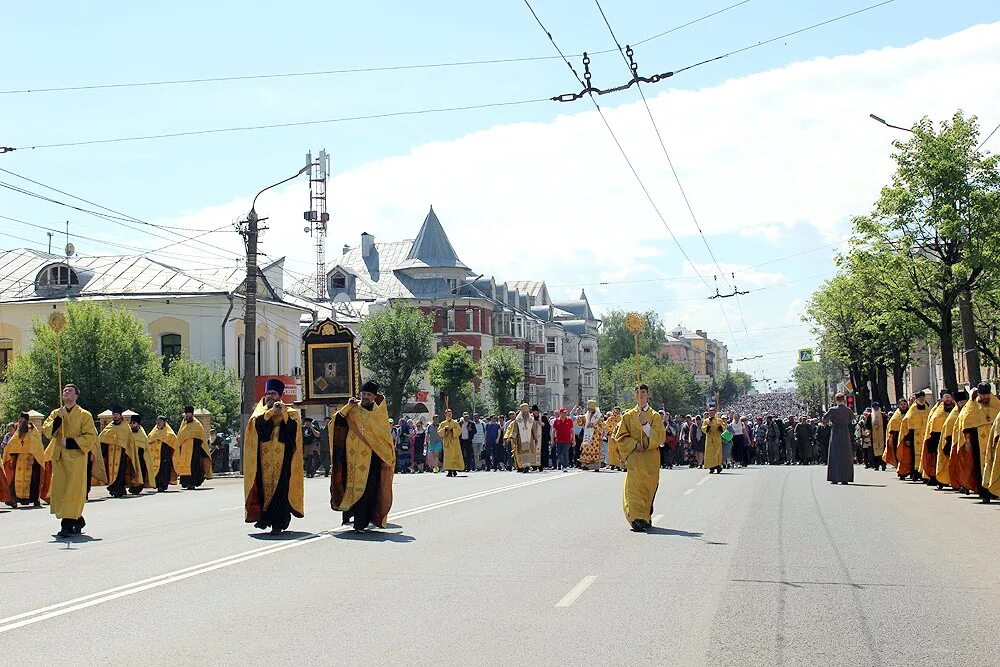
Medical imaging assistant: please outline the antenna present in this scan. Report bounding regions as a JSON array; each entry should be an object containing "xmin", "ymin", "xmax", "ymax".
[{"xmin": 303, "ymin": 149, "xmax": 331, "ymax": 300}]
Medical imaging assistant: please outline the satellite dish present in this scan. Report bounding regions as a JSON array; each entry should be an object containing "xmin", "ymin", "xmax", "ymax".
[{"xmin": 65, "ymin": 243, "xmax": 75, "ymax": 257}]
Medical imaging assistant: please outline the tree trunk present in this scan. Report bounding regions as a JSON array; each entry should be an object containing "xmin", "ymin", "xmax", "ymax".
[
  {"xmin": 875, "ymin": 367, "xmax": 890, "ymax": 408},
  {"xmin": 939, "ymin": 309, "xmax": 959, "ymax": 392},
  {"xmin": 892, "ymin": 362, "xmax": 906, "ymax": 403},
  {"xmin": 958, "ymin": 288, "xmax": 981, "ymax": 385}
]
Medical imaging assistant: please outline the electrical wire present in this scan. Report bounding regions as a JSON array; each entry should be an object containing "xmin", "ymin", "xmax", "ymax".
[{"xmin": 0, "ymin": 2, "xmax": 751, "ymax": 96}]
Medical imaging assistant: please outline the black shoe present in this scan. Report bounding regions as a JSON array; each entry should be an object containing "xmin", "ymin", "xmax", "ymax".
[
  {"xmin": 630, "ymin": 520, "xmax": 647, "ymax": 532},
  {"xmin": 254, "ymin": 520, "xmax": 268, "ymax": 530},
  {"xmin": 57, "ymin": 529, "xmax": 72, "ymax": 538},
  {"xmin": 33, "ymin": 501, "xmax": 42, "ymax": 508},
  {"xmin": 270, "ymin": 526, "xmax": 283, "ymax": 535}
]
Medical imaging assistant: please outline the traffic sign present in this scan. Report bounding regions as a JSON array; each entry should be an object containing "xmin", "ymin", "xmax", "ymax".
[{"xmin": 797, "ymin": 348, "xmax": 814, "ymax": 363}]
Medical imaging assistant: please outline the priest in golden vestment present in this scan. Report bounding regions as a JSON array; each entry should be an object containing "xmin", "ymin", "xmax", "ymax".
[
  {"xmin": 509, "ymin": 403, "xmax": 541, "ymax": 473},
  {"xmin": 956, "ymin": 383, "xmax": 999, "ymax": 499},
  {"xmin": 244, "ymin": 379, "xmax": 304, "ymax": 534},
  {"xmin": 42, "ymin": 384, "xmax": 100, "ymax": 537},
  {"xmin": 701, "ymin": 406, "xmax": 727, "ymax": 474},
  {"xmin": 148, "ymin": 415, "xmax": 177, "ymax": 492},
  {"xmin": 176, "ymin": 405, "xmax": 211, "ymax": 490},
  {"xmin": 981, "ymin": 395, "xmax": 1000, "ymax": 503},
  {"xmin": 2, "ymin": 411, "xmax": 49, "ymax": 507},
  {"xmin": 438, "ymin": 409, "xmax": 464, "ymax": 478},
  {"xmin": 99, "ymin": 405, "xmax": 142, "ymax": 498},
  {"xmin": 936, "ymin": 390, "xmax": 967, "ymax": 489},
  {"xmin": 127, "ymin": 414, "xmax": 154, "ymax": 495},
  {"xmin": 330, "ymin": 380, "xmax": 395, "ymax": 532},
  {"xmin": 898, "ymin": 392, "xmax": 930, "ymax": 481},
  {"xmin": 920, "ymin": 391, "xmax": 954, "ymax": 486},
  {"xmin": 884, "ymin": 398, "xmax": 908, "ymax": 470},
  {"xmin": 612, "ymin": 384, "xmax": 664, "ymax": 532}
]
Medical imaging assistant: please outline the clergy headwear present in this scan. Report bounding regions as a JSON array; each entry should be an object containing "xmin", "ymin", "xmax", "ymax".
[
  {"xmin": 914, "ymin": 390, "xmax": 926, "ymax": 397},
  {"xmin": 360, "ymin": 379, "xmax": 380, "ymax": 394},
  {"xmin": 940, "ymin": 389, "xmax": 950, "ymax": 398},
  {"xmin": 870, "ymin": 401, "xmax": 880, "ymax": 408},
  {"xmin": 264, "ymin": 378, "xmax": 285, "ymax": 394},
  {"xmin": 156, "ymin": 415, "xmax": 167, "ymax": 421},
  {"xmin": 955, "ymin": 389, "xmax": 970, "ymax": 401},
  {"xmin": 183, "ymin": 405, "xmax": 195, "ymax": 414},
  {"xmin": 130, "ymin": 414, "xmax": 142, "ymax": 424},
  {"xmin": 18, "ymin": 411, "xmax": 29, "ymax": 420},
  {"xmin": 587, "ymin": 400, "xmax": 597, "ymax": 409},
  {"xmin": 977, "ymin": 382, "xmax": 992, "ymax": 395},
  {"xmin": 110, "ymin": 404, "xmax": 124, "ymax": 414}
]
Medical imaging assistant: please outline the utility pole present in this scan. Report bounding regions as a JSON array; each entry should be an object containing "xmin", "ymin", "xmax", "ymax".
[{"xmin": 236, "ymin": 164, "xmax": 310, "ymax": 460}]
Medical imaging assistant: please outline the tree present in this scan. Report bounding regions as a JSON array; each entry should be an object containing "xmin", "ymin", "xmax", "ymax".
[
  {"xmin": 715, "ymin": 371, "xmax": 753, "ymax": 404},
  {"xmin": 428, "ymin": 343, "xmax": 477, "ymax": 415},
  {"xmin": 852, "ymin": 111, "xmax": 1000, "ymax": 389},
  {"xmin": 479, "ymin": 346, "xmax": 524, "ymax": 416},
  {"xmin": 358, "ymin": 304, "xmax": 435, "ymax": 420},
  {"xmin": 792, "ymin": 361, "xmax": 828, "ymax": 413},
  {"xmin": 1, "ymin": 302, "xmax": 163, "ymax": 422},
  {"xmin": 600, "ymin": 355, "xmax": 703, "ymax": 415},
  {"xmin": 158, "ymin": 356, "xmax": 241, "ymax": 434},
  {"xmin": 597, "ymin": 310, "xmax": 667, "ymax": 370}
]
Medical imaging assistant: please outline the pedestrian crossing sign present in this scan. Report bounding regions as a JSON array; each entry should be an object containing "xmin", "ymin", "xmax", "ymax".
[{"xmin": 797, "ymin": 348, "xmax": 814, "ymax": 364}]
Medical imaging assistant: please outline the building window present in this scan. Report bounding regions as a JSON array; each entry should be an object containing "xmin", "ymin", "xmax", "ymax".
[
  {"xmin": 546, "ymin": 336, "xmax": 558, "ymax": 354},
  {"xmin": 257, "ymin": 337, "xmax": 265, "ymax": 375},
  {"xmin": 465, "ymin": 309, "xmax": 474, "ymax": 332},
  {"xmin": 237, "ymin": 335, "xmax": 244, "ymax": 378},
  {"xmin": 514, "ymin": 317, "xmax": 523, "ymax": 339},
  {"xmin": 0, "ymin": 338, "xmax": 12, "ymax": 382},
  {"xmin": 446, "ymin": 278, "xmax": 458, "ymax": 293},
  {"xmin": 331, "ymin": 271, "xmax": 346, "ymax": 289},
  {"xmin": 583, "ymin": 372, "xmax": 594, "ymax": 388},
  {"xmin": 36, "ymin": 264, "xmax": 79, "ymax": 288},
  {"xmin": 275, "ymin": 340, "xmax": 283, "ymax": 375},
  {"xmin": 446, "ymin": 309, "xmax": 455, "ymax": 332},
  {"xmin": 160, "ymin": 333, "xmax": 182, "ymax": 372},
  {"xmin": 547, "ymin": 365, "xmax": 558, "ymax": 382}
]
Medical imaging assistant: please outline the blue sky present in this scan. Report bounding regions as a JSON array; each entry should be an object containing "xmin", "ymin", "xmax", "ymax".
[{"xmin": 3, "ymin": 1, "xmax": 1000, "ymax": 387}]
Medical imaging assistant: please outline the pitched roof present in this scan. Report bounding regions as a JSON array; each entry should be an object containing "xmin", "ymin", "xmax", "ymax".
[{"xmin": 396, "ymin": 206, "xmax": 469, "ymax": 271}]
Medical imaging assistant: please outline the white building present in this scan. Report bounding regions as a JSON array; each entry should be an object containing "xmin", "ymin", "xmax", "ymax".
[{"xmin": 0, "ymin": 249, "xmax": 310, "ymax": 384}]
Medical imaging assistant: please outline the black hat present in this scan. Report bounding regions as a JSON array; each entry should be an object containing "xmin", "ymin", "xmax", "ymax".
[
  {"xmin": 264, "ymin": 378, "xmax": 285, "ymax": 394},
  {"xmin": 18, "ymin": 411, "xmax": 29, "ymax": 420},
  {"xmin": 360, "ymin": 379, "xmax": 380, "ymax": 394},
  {"xmin": 870, "ymin": 401, "xmax": 880, "ymax": 408},
  {"xmin": 955, "ymin": 389, "xmax": 970, "ymax": 401},
  {"xmin": 110, "ymin": 404, "xmax": 124, "ymax": 414},
  {"xmin": 914, "ymin": 390, "xmax": 926, "ymax": 398},
  {"xmin": 183, "ymin": 405, "xmax": 195, "ymax": 414},
  {"xmin": 531, "ymin": 404, "xmax": 540, "ymax": 412},
  {"xmin": 940, "ymin": 389, "xmax": 950, "ymax": 398},
  {"xmin": 130, "ymin": 414, "xmax": 142, "ymax": 424},
  {"xmin": 978, "ymin": 382, "xmax": 992, "ymax": 395},
  {"xmin": 303, "ymin": 417, "xmax": 313, "ymax": 423}
]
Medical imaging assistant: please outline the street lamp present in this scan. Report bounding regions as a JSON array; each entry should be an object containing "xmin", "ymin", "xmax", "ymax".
[
  {"xmin": 868, "ymin": 113, "xmax": 913, "ymax": 133},
  {"xmin": 239, "ymin": 163, "xmax": 310, "ymax": 458}
]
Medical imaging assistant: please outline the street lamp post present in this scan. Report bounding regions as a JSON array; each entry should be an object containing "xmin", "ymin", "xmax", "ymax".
[
  {"xmin": 238, "ymin": 164, "xmax": 310, "ymax": 464},
  {"xmin": 869, "ymin": 112, "xmax": 983, "ymax": 386}
]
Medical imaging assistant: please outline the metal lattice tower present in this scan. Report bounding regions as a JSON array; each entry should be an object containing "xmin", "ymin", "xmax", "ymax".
[{"xmin": 303, "ymin": 150, "xmax": 331, "ymax": 299}]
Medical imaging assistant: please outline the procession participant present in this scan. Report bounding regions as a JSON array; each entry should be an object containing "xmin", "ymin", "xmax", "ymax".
[
  {"xmin": 147, "ymin": 415, "xmax": 177, "ymax": 492},
  {"xmin": 866, "ymin": 402, "xmax": 888, "ymax": 471},
  {"xmin": 604, "ymin": 406, "xmax": 623, "ymax": 470},
  {"xmin": 529, "ymin": 406, "xmax": 544, "ymax": 472},
  {"xmin": 244, "ymin": 378, "xmax": 304, "ymax": 534},
  {"xmin": 301, "ymin": 417, "xmax": 321, "ymax": 478},
  {"xmin": 176, "ymin": 406, "xmax": 211, "ymax": 490},
  {"xmin": 611, "ymin": 384, "xmax": 664, "ymax": 532},
  {"xmin": 2, "ymin": 412, "xmax": 49, "ymax": 507},
  {"xmin": 938, "ymin": 390, "xmax": 967, "ymax": 489},
  {"xmin": 437, "ymin": 409, "xmax": 464, "ymax": 478},
  {"xmin": 509, "ymin": 403, "xmax": 541, "ymax": 473},
  {"xmin": 330, "ymin": 380, "xmax": 394, "ymax": 531},
  {"xmin": 825, "ymin": 393, "xmax": 855, "ymax": 484},
  {"xmin": 984, "ymin": 396, "xmax": 1000, "ymax": 502},
  {"xmin": 578, "ymin": 400, "xmax": 604, "ymax": 471},
  {"xmin": 899, "ymin": 392, "xmax": 930, "ymax": 481},
  {"xmin": 42, "ymin": 384, "xmax": 99, "ymax": 537},
  {"xmin": 701, "ymin": 406, "xmax": 727, "ymax": 474},
  {"xmin": 884, "ymin": 398, "xmax": 908, "ymax": 473},
  {"xmin": 552, "ymin": 408, "xmax": 575, "ymax": 472},
  {"xmin": 128, "ymin": 414, "xmax": 154, "ymax": 495},
  {"xmin": 955, "ymin": 383, "xmax": 999, "ymax": 499},
  {"xmin": 99, "ymin": 405, "xmax": 142, "ymax": 498},
  {"xmin": 920, "ymin": 391, "xmax": 953, "ymax": 486}
]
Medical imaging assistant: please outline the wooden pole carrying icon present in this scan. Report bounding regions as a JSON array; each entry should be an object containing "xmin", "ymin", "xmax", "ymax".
[{"xmin": 624, "ymin": 313, "xmax": 645, "ymax": 388}]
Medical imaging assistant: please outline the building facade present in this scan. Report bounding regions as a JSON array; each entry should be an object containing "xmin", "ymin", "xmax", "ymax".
[
  {"xmin": 664, "ymin": 324, "xmax": 730, "ymax": 383},
  {"xmin": 321, "ymin": 206, "xmax": 600, "ymax": 414}
]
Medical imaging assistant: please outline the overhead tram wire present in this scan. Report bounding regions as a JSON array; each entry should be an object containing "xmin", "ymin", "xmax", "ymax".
[
  {"xmin": 594, "ymin": 0, "xmax": 734, "ymax": 292},
  {"xmin": 9, "ymin": 2, "xmax": 894, "ymax": 152},
  {"xmin": 0, "ymin": 2, "xmax": 751, "ymax": 96},
  {"xmin": 522, "ymin": 0, "xmax": 713, "ymax": 293}
]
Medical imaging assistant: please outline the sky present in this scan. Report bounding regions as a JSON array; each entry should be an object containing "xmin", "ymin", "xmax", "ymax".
[{"xmin": 3, "ymin": 0, "xmax": 1000, "ymax": 388}]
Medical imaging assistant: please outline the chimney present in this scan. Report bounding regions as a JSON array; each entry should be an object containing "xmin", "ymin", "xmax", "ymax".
[
  {"xmin": 361, "ymin": 232, "xmax": 374, "ymax": 258},
  {"xmin": 696, "ymin": 329, "xmax": 707, "ymax": 338},
  {"xmin": 342, "ymin": 244, "xmax": 350, "ymax": 256}
]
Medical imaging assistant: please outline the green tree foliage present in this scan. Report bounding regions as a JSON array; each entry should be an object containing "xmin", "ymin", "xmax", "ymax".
[
  {"xmin": 713, "ymin": 371, "xmax": 754, "ymax": 404},
  {"xmin": 428, "ymin": 343, "xmax": 477, "ymax": 415},
  {"xmin": 850, "ymin": 111, "xmax": 1000, "ymax": 390},
  {"xmin": 792, "ymin": 361, "xmax": 828, "ymax": 414},
  {"xmin": 597, "ymin": 310, "xmax": 667, "ymax": 370},
  {"xmin": 1, "ymin": 302, "xmax": 162, "ymax": 422},
  {"xmin": 158, "ymin": 356, "xmax": 241, "ymax": 434},
  {"xmin": 479, "ymin": 346, "xmax": 524, "ymax": 416},
  {"xmin": 600, "ymin": 355, "xmax": 703, "ymax": 415},
  {"xmin": 358, "ymin": 304, "xmax": 435, "ymax": 420}
]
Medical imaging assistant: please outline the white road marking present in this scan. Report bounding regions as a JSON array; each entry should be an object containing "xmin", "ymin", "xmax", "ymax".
[
  {"xmin": 651, "ymin": 514, "xmax": 663, "ymax": 524},
  {"xmin": 217, "ymin": 506, "xmax": 244, "ymax": 511},
  {"xmin": 555, "ymin": 575, "xmax": 598, "ymax": 608},
  {"xmin": 682, "ymin": 489, "xmax": 695, "ymax": 495},
  {"xmin": 696, "ymin": 476, "xmax": 711, "ymax": 486},
  {"xmin": 0, "ymin": 540, "xmax": 43, "ymax": 551},
  {"xmin": 0, "ymin": 471, "xmax": 583, "ymax": 634}
]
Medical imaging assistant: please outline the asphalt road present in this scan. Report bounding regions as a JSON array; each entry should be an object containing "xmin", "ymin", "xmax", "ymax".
[{"xmin": 1, "ymin": 464, "xmax": 997, "ymax": 666}]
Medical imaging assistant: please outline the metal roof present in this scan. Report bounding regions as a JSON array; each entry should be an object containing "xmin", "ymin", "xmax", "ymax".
[{"xmin": 396, "ymin": 206, "xmax": 469, "ymax": 271}]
